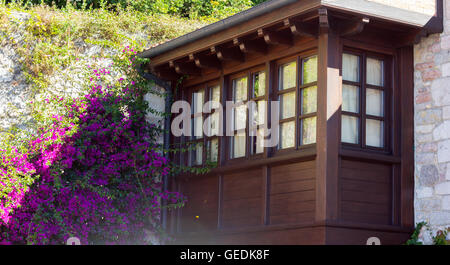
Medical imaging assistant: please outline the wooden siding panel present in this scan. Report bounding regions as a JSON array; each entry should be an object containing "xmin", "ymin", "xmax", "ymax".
[
  {"xmin": 222, "ymin": 169, "xmax": 262, "ymax": 228},
  {"xmin": 269, "ymin": 161, "xmax": 316, "ymax": 225},
  {"xmin": 340, "ymin": 160, "xmax": 392, "ymax": 225},
  {"xmin": 181, "ymin": 176, "xmax": 219, "ymax": 232}
]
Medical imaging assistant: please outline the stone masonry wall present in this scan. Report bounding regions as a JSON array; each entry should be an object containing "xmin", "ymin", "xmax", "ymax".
[{"xmin": 414, "ymin": 0, "xmax": 450, "ymax": 244}]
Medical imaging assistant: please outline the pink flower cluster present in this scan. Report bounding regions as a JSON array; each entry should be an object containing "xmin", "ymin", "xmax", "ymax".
[{"xmin": 0, "ymin": 48, "xmax": 186, "ymax": 244}]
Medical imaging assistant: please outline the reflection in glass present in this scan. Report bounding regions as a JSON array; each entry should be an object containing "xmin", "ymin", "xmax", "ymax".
[
  {"xmin": 193, "ymin": 116, "xmax": 203, "ymax": 139},
  {"xmin": 342, "ymin": 84, "xmax": 359, "ymax": 113},
  {"xmin": 366, "ymin": 119, "xmax": 384, "ymax": 148},
  {"xmin": 302, "ymin": 86, "xmax": 317, "ymax": 114},
  {"xmin": 207, "ymin": 139, "xmax": 219, "ymax": 162},
  {"xmin": 280, "ymin": 121, "xmax": 295, "ymax": 149},
  {"xmin": 302, "ymin": 117, "xmax": 316, "ymax": 145},
  {"xmin": 280, "ymin": 92, "xmax": 295, "ymax": 119},
  {"xmin": 191, "ymin": 143, "xmax": 203, "ymax": 166},
  {"xmin": 233, "ymin": 77, "xmax": 248, "ymax": 102},
  {"xmin": 302, "ymin": 56, "xmax": 318, "ymax": 84},
  {"xmin": 210, "ymin": 85, "xmax": 220, "ymax": 103},
  {"xmin": 366, "ymin": 58, "xmax": 384, "ymax": 86},
  {"xmin": 193, "ymin": 90, "xmax": 204, "ymax": 114},
  {"xmin": 366, "ymin": 88, "xmax": 384, "ymax": 117},
  {"xmin": 232, "ymin": 131, "xmax": 246, "ymax": 158},
  {"xmin": 253, "ymin": 72, "xmax": 266, "ymax": 97},
  {"xmin": 280, "ymin": 62, "xmax": 297, "ymax": 90},
  {"xmin": 252, "ymin": 128, "xmax": 265, "ymax": 154},
  {"xmin": 342, "ymin": 53, "xmax": 359, "ymax": 82}
]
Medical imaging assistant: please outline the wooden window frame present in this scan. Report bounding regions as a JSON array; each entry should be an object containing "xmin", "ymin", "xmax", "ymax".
[
  {"xmin": 186, "ymin": 80, "xmax": 221, "ymax": 166},
  {"xmin": 341, "ymin": 48, "xmax": 392, "ymax": 152}
]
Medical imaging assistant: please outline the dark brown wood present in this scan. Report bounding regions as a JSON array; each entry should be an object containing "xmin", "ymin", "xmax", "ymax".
[
  {"xmin": 315, "ymin": 10, "xmax": 340, "ymax": 223},
  {"xmin": 338, "ymin": 18, "xmax": 369, "ymax": 36},
  {"xmin": 211, "ymin": 46, "xmax": 244, "ymax": 62},
  {"xmin": 257, "ymin": 28, "xmax": 293, "ymax": 46},
  {"xmin": 170, "ymin": 61, "xmax": 201, "ymax": 76},
  {"xmin": 189, "ymin": 53, "xmax": 222, "ymax": 70},
  {"xmin": 234, "ymin": 37, "xmax": 268, "ymax": 55},
  {"xmin": 398, "ymin": 45, "xmax": 415, "ymax": 228},
  {"xmin": 284, "ymin": 18, "xmax": 318, "ymax": 37}
]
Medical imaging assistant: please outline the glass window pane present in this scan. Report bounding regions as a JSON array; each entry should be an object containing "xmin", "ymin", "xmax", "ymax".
[
  {"xmin": 251, "ymin": 100, "xmax": 266, "ymax": 126},
  {"xmin": 208, "ymin": 112, "xmax": 219, "ymax": 136},
  {"xmin": 233, "ymin": 77, "xmax": 248, "ymax": 102},
  {"xmin": 342, "ymin": 84, "xmax": 359, "ymax": 113},
  {"xmin": 280, "ymin": 61, "xmax": 297, "ymax": 90},
  {"xmin": 232, "ymin": 131, "xmax": 246, "ymax": 158},
  {"xmin": 207, "ymin": 138, "xmax": 219, "ymax": 162},
  {"xmin": 302, "ymin": 56, "xmax": 318, "ymax": 84},
  {"xmin": 193, "ymin": 90, "xmax": 204, "ymax": 114},
  {"xmin": 302, "ymin": 117, "xmax": 316, "ymax": 145},
  {"xmin": 234, "ymin": 104, "xmax": 247, "ymax": 131},
  {"xmin": 341, "ymin": 115, "xmax": 359, "ymax": 144},
  {"xmin": 253, "ymin": 72, "xmax": 266, "ymax": 97},
  {"xmin": 366, "ymin": 119, "xmax": 384, "ymax": 148},
  {"xmin": 366, "ymin": 88, "xmax": 384, "ymax": 117},
  {"xmin": 280, "ymin": 121, "xmax": 295, "ymax": 149},
  {"xmin": 252, "ymin": 128, "xmax": 265, "ymax": 154},
  {"xmin": 210, "ymin": 85, "xmax": 220, "ymax": 102},
  {"xmin": 342, "ymin": 53, "xmax": 359, "ymax": 82},
  {"xmin": 280, "ymin": 92, "xmax": 296, "ymax": 119},
  {"xmin": 302, "ymin": 86, "xmax": 317, "ymax": 114},
  {"xmin": 191, "ymin": 143, "xmax": 203, "ymax": 166},
  {"xmin": 366, "ymin": 58, "xmax": 384, "ymax": 86},
  {"xmin": 193, "ymin": 116, "xmax": 203, "ymax": 139}
]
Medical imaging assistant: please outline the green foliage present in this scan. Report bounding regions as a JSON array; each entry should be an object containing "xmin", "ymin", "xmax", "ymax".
[
  {"xmin": 432, "ymin": 228, "xmax": 450, "ymax": 245},
  {"xmin": 3, "ymin": 0, "xmax": 267, "ymax": 21},
  {"xmin": 406, "ymin": 221, "xmax": 426, "ymax": 245}
]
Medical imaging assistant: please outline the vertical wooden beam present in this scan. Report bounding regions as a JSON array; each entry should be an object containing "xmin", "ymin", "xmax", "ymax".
[
  {"xmin": 261, "ymin": 166, "xmax": 270, "ymax": 226},
  {"xmin": 398, "ymin": 46, "xmax": 415, "ymax": 228},
  {"xmin": 315, "ymin": 8, "xmax": 341, "ymax": 225},
  {"xmin": 217, "ymin": 174, "xmax": 224, "ymax": 229}
]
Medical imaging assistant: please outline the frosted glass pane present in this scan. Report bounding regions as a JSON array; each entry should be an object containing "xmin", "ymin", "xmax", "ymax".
[
  {"xmin": 253, "ymin": 71, "xmax": 266, "ymax": 97},
  {"xmin": 366, "ymin": 88, "xmax": 384, "ymax": 117},
  {"xmin": 192, "ymin": 143, "xmax": 203, "ymax": 166},
  {"xmin": 208, "ymin": 112, "xmax": 219, "ymax": 136},
  {"xmin": 366, "ymin": 119, "xmax": 384, "ymax": 148},
  {"xmin": 232, "ymin": 131, "xmax": 246, "ymax": 158},
  {"xmin": 280, "ymin": 92, "xmax": 296, "ymax": 119},
  {"xmin": 341, "ymin": 115, "xmax": 359, "ymax": 144},
  {"xmin": 303, "ymin": 56, "xmax": 318, "ymax": 84},
  {"xmin": 302, "ymin": 117, "xmax": 316, "ymax": 145},
  {"xmin": 280, "ymin": 61, "xmax": 297, "ymax": 90},
  {"xmin": 252, "ymin": 100, "xmax": 266, "ymax": 126},
  {"xmin": 233, "ymin": 77, "xmax": 248, "ymax": 102},
  {"xmin": 302, "ymin": 86, "xmax": 317, "ymax": 114},
  {"xmin": 234, "ymin": 105, "xmax": 247, "ymax": 131},
  {"xmin": 193, "ymin": 90, "xmax": 204, "ymax": 114},
  {"xmin": 193, "ymin": 116, "xmax": 203, "ymax": 139},
  {"xmin": 342, "ymin": 53, "xmax": 359, "ymax": 82},
  {"xmin": 252, "ymin": 128, "xmax": 265, "ymax": 154},
  {"xmin": 280, "ymin": 121, "xmax": 295, "ymax": 149},
  {"xmin": 210, "ymin": 85, "xmax": 220, "ymax": 102},
  {"xmin": 207, "ymin": 139, "xmax": 219, "ymax": 162},
  {"xmin": 342, "ymin": 84, "xmax": 359, "ymax": 113},
  {"xmin": 366, "ymin": 58, "xmax": 383, "ymax": 86}
]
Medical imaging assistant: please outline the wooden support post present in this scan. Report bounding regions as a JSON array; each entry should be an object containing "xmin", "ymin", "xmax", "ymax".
[
  {"xmin": 398, "ymin": 45, "xmax": 414, "ymax": 228},
  {"xmin": 315, "ymin": 7, "xmax": 341, "ymax": 224}
]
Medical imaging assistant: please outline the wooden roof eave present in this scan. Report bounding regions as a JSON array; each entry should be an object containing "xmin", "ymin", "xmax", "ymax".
[{"xmin": 143, "ymin": 0, "xmax": 443, "ymax": 83}]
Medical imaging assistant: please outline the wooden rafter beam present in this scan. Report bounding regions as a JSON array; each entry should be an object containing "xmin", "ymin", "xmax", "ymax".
[
  {"xmin": 169, "ymin": 60, "xmax": 201, "ymax": 76},
  {"xmin": 257, "ymin": 28, "xmax": 293, "ymax": 46},
  {"xmin": 318, "ymin": 7, "xmax": 329, "ymax": 29},
  {"xmin": 338, "ymin": 18, "xmax": 370, "ymax": 37},
  {"xmin": 283, "ymin": 18, "xmax": 318, "ymax": 37},
  {"xmin": 233, "ymin": 37, "xmax": 268, "ymax": 55},
  {"xmin": 210, "ymin": 46, "xmax": 244, "ymax": 62},
  {"xmin": 189, "ymin": 53, "xmax": 222, "ymax": 70}
]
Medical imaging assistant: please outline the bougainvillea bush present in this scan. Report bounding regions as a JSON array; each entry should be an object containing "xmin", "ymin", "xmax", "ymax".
[{"xmin": 0, "ymin": 47, "xmax": 185, "ymax": 245}]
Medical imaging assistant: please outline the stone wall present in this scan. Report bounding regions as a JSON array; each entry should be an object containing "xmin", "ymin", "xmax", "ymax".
[{"xmin": 414, "ymin": 0, "xmax": 450, "ymax": 244}]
